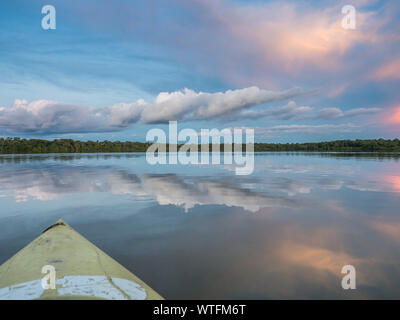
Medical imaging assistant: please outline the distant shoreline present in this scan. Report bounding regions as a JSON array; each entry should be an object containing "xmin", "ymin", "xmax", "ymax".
[{"xmin": 0, "ymin": 137, "xmax": 399, "ymax": 154}]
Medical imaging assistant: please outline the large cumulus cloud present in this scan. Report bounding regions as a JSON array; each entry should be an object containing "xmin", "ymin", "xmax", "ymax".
[
  {"xmin": 0, "ymin": 99, "xmax": 111, "ymax": 133},
  {"xmin": 140, "ymin": 86, "xmax": 307, "ymax": 123}
]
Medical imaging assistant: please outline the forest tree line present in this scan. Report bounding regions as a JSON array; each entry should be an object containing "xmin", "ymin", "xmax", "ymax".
[{"xmin": 0, "ymin": 137, "xmax": 400, "ymax": 154}]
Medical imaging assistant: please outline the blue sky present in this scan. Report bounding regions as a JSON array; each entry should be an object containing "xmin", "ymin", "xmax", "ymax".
[{"xmin": 0, "ymin": 0, "xmax": 399, "ymax": 142}]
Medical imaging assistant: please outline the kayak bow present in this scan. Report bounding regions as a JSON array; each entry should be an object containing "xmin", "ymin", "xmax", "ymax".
[{"xmin": 0, "ymin": 219, "xmax": 163, "ymax": 300}]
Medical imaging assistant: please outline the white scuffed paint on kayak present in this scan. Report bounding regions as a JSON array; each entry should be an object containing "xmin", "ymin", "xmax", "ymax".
[
  {"xmin": 0, "ymin": 276, "xmax": 147, "ymax": 300},
  {"xmin": 112, "ymin": 278, "xmax": 147, "ymax": 300},
  {"xmin": 0, "ymin": 279, "xmax": 44, "ymax": 300},
  {"xmin": 57, "ymin": 276, "xmax": 147, "ymax": 300}
]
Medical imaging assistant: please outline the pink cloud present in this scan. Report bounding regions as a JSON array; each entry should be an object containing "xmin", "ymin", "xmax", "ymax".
[
  {"xmin": 382, "ymin": 105, "xmax": 400, "ymax": 125},
  {"xmin": 171, "ymin": 0, "xmax": 398, "ymax": 89},
  {"xmin": 223, "ymin": 3, "xmax": 372, "ymax": 72},
  {"xmin": 63, "ymin": 0, "xmax": 399, "ymax": 91},
  {"xmin": 378, "ymin": 105, "xmax": 400, "ymax": 134},
  {"xmin": 370, "ymin": 58, "xmax": 400, "ymax": 81}
]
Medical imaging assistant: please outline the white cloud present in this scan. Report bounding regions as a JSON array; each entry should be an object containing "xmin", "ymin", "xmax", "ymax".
[
  {"xmin": 0, "ymin": 87, "xmax": 308, "ymax": 133},
  {"xmin": 238, "ymin": 101, "xmax": 313, "ymax": 120},
  {"xmin": 237, "ymin": 101, "xmax": 381, "ymax": 121},
  {"xmin": 0, "ymin": 99, "xmax": 111, "ymax": 133},
  {"xmin": 317, "ymin": 107, "xmax": 381, "ymax": 120},
  {"xmin": 255, "ymin": 123, "xmax": 359, "ymax": 135},
  {"xmin": 0, "ymin": 87, "xmax": 379, "ymax": 134},
  {"xmin": 108, "ymin": 100, "xmax": 147, "ymax": 127},
  {"xmin": 140, "ymin": 86, "xmax": 308, "ymax": 123}
]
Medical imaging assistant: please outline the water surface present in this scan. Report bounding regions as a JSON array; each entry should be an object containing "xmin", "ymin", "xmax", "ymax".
[{"xmin": 1, "ymin": 153, "xmax": 400, "ymax": 299}]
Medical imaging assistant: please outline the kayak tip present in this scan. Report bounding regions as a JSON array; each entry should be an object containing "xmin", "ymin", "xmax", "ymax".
[{"xmin": 42, "ymin": 218, "xmax": 68, "ymax": 234}]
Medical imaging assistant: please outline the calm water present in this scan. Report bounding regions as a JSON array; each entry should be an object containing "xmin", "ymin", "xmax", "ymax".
[{"xmin": 1, "ymin": 153, "xmax": 400, "ymax": 299}]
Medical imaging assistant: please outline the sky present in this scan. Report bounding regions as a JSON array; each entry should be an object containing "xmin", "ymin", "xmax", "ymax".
[{"xmin": 0, "ymin": 0, "xmax": 399, "ymax": 143}]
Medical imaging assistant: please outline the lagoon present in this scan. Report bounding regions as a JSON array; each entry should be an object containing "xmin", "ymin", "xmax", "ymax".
[{"xmin": 0, "ymin": 152, "xmax": 400, "ymax": 299}]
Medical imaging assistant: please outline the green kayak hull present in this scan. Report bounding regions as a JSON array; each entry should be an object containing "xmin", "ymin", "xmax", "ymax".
[{"xmin": 0, "ymin": 219, "xmax": 163, "ymax": 300}]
